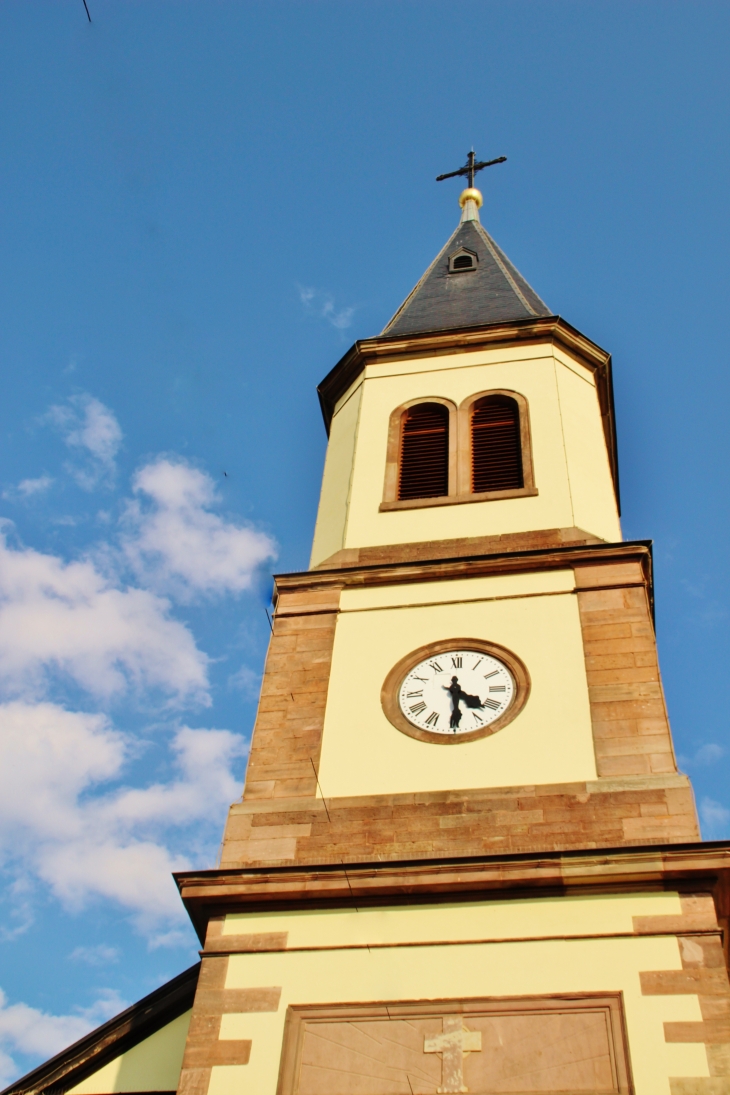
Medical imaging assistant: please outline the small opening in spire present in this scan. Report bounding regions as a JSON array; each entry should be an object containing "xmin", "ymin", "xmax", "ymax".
[{"xmin": 449, "ymin": 248, "xmax": 477, "ymax": 274}]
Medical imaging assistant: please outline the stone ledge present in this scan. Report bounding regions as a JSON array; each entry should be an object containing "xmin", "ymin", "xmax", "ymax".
[
  {"xmin": 219, "ymin": 774, "xmax": 699, "ymax": 871},
  {"xmin": 227, "ymin": 773, "xmax": 695, "ymax": 817}
]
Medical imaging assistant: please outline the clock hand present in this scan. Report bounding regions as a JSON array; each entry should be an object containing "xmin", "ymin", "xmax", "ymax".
[
  {"xmin": 444, "ymin": 676, "xmax": 463, "ymax": 729},
  {"xmin": 444, "ymin": 675, "xmax": 484, "ymax": 729}
]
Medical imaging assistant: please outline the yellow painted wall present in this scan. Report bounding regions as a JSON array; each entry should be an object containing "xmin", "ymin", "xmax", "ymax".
[
  {"xmin": 554, "ymin": 357, "xmax": 619, "ymax": 539},
  {"xmin": 317, "ymin": 569, "xmax": 598, "ymax": 798},
  {"xmin": 222, "ymin": 891, "xmax": 681, "ymax": 948},
  {"xmin": 205, "ymin": 892, "xmax": 707, "ymax": 1095},
  {"xmin": 68, "ymin": 1009, "xmax": 191, "ymax": 1094},
  {"xmin": 309, "ymin": 379, "xmax": 363, "ymax": 567},
  {"xmin": 309, "ymin": 343, "xmax": 621, "ymax": 567}
]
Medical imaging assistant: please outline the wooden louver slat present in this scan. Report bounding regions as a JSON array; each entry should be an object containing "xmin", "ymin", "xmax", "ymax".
[
  {"xmin": 471, "ymin": 396, "xmax": 523, "ymax": 493},
  {"xmin": 398, "ymin": 403, "xmax": 449, "ymax": 500}
]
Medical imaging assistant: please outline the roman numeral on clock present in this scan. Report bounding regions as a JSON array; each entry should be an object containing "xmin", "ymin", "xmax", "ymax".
[
  {"xmin": 483, "ymin": 670, "xmax": 499, "ymax": 679},
  {"xmin": 451, "ymin": 656, "xmax": 462, "ymax": 668},
  {"xmin": 429, "ymin": 661, "xmax": 443, "ymax": 673},
  {"xmin": 472, "ymin": 711, "xmax": 483, "ymax": 725},
  {"xmin": 406, "ymin": 690, "xmax": 423, "ymax": 697},
  {"xmin": 409, "ymin": 701, "xmax": 427, "ymax": 716},
  {"xmin": 482, "ymin": 697, "xmax": 501, "ymax": 710},
  {"xmin": 489, "ymin": 685, "xmax": 506, "ymax": 692},
  {"xmin": 425, "ymin": 712, "xmax": 439, "ymax": 727}
]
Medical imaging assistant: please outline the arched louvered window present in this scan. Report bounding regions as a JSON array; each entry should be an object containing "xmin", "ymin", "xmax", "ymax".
[
  {"xmin": 471, "ymin": 395, "xmax": 523, "ymax": 493},
  {"xmin": 398, "ymin": 402, "xmax": 449, "ymax": 500}
]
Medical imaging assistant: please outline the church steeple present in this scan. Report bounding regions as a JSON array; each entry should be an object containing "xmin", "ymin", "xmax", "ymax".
[
  {"xmin": 310, "ymin": 165, "xmax": 622, "ymax": 568},
  {"xmin": 382, "ymin": 178, "xmax": 551, "ymax": 337}
]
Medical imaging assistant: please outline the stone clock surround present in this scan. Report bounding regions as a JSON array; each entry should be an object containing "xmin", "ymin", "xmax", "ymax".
[{"xmin": 219, "ymin": 534, "xmax": 698, "ymax": 870}]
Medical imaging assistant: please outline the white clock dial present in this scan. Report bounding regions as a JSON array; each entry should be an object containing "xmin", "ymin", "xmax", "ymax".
[{"xmin": 398, "ymin": 649, "xmax": 515, "ymax": 736}]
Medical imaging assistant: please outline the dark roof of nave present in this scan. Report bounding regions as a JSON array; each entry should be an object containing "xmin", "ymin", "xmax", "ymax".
[{"xmin": 381, "ymin": 218, "xmax": 552, "ymax": 337}]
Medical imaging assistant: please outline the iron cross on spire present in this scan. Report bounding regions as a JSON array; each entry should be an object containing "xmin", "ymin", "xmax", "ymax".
[{"xmin": 436, "ymin": 150, "xmax": 507, "ymax": 188}]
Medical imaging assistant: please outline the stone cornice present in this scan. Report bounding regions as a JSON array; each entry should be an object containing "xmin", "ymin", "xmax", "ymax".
[
  {"xmin": 273, "ymin": 539, "xmax": 653, "ymax": 603},
  {"xmin": 176, "ymin": 841, "xmax": 730, "ymax": 943}
]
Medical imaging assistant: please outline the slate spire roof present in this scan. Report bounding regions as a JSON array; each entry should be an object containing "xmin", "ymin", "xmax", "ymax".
[{"xmin": 381, "ymin": 201, "xmax": 552, "ymax": 338}]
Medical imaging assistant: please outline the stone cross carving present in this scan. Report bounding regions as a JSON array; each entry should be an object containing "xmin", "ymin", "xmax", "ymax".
[{"xmin": 424, "ymin": 1016, "xmax": 482, "ymax": 1094}]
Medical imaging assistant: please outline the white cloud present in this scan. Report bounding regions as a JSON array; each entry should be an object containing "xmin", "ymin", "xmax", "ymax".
[
  {"xmin": 2, "ymin": 477, "xmax": 54, "ymax": 503},
  {"xmin": 42, "ymin": 839, "xmax": 189, "ymax": 927},
  {"xmin": 122, "ymin": 459, "xmax": 276, "ymax": 600},
  {"xmin": 0, "ymin": 1050, "xmax": 16, "ymax": 1089},
  {"xmin": 69, "ymin": 945, "xmax": 120, "ymax": 966},
  {"xmin": 47, "ymin": 395, "xmax": 122, "ymax": 490},
  {"xmin": 17, "ymin": 476, "xmax": 54, "ymax": 498},
  {"xmin": 0, "ymin": 423, "xmax": 270, "ymax": 937},
  {"xmin": 700, "ymin": 796, "xmax": 730, "ymax": 839},
  {"xmin": 99, "ymin": 726, "xmax": 244, "ymax": 829},
  {"xmin": 679, "ymin": 742, "xmax": 725, "ymax": 769},
  {"xmin": 228, "ymin": 664, "xmax": 262, "ymax": 699},
  {"xmin": 0, "ymin": 704, "xmax": 123, "ymax": 835},
  {"xmin": 298, "ymin": 285, "xmax": 355, "ymax": 329},
  {"xmin": 0, "ymin": 987, "xmax": 125, "ymax": 1087},
  {"xmin": 0, "ymin": 703, "xmax": 246, "ymax": 929},
  {"xmin": 0, "ymin": 530, "xmax": 208, "ymax": 703},
  {"xmin": 694, "ymin": 743, "xmax": 724, "ymax": 764}
]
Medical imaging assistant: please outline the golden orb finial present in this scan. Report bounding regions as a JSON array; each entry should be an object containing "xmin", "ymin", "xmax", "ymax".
[{"xmin": 459, "ymin": 187, "xmax": 483, "ymax": 209}]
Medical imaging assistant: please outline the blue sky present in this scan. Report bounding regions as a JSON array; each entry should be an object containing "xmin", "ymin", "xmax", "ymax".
[{"xmin": 0, "ymin": 0, "xmax": 729, "ymax": 1083}]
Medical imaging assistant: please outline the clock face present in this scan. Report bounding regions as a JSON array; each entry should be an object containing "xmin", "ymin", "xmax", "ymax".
[{"xmin": 398, "ymin": 649, "xmax": 515, "ymax": 736}]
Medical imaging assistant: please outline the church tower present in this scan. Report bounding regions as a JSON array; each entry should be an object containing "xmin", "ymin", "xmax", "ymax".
[
  {"xmin": 12, "ymin": 159, "xmax": 730, "ymax": 1095},
  {"xmin": 169, "ymin": 161, "xmax": 730, "ymax": 1095},
  {"xmin": 172, "ymin": 163, "xmax": 730, "ymax": 1095}
]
